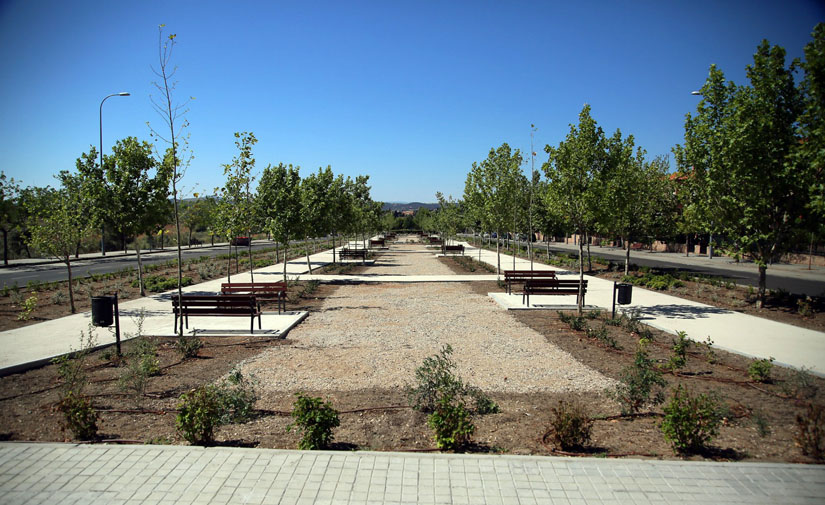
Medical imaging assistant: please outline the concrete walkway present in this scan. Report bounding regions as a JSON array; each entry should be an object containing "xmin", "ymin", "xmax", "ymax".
[
  {"xmin": 460, "ymin": 242, "xmax": 825, "ymax": 375},
  {"xmin": 1, "ymin": 443, "xmax": 823, "ymax": 505}
]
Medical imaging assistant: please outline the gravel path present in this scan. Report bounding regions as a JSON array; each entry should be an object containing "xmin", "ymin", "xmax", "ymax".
[{"xmin": 241, "ymin": 239, "xmax": 614, "ymax": 394}]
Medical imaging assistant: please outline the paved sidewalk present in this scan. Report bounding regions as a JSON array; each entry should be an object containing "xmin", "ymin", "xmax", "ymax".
[
  {"xmin": 1, "ymin": 443, "xmax": 823, "ymax": 505},
  {"xmin": 461, "ymin": 242, "xmax": 825, "ymax": 375}
]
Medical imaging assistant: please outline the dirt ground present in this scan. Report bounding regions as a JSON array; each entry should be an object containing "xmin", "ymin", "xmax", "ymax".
[{"xmin": 0, "ymin": 249, "xmax": 823, "ymax": 463}]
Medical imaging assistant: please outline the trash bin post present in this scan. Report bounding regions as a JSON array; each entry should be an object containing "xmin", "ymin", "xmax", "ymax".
[
  {"xmin": 113, "ymin": 292, "xmax": 121, "ymax": 356},
  {"xmin": 90, "ymin": 293, "xmax": 121, "ymax": 357}
]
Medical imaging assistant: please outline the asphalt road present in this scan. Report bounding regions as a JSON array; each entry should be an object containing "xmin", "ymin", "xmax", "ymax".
[{"xmin": 0, "ymin": 241, "xmax": 291, "ymax": 287}]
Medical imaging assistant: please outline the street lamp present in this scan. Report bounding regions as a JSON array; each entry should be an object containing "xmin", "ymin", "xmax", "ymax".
[
  {"xmin": 690, "ymin": 89, "xmax": 714, "ymax": 259},
  {"xmin": 99, "ymin": 92, "xmax": 130, "ymax": 255}
]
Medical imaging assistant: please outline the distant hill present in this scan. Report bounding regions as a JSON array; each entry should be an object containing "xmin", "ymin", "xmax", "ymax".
[{"xmin": 382, "ymin": 202, "xmax": 438, "ymax": 212}]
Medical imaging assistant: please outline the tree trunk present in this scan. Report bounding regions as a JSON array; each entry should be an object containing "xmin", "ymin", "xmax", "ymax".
[
  {"xmin": 577, "ymin": 236, "xmax": 584, "ymax": 316},
  {"xmin": 757, "ymin": 264, "xmax": 767, "ymax": 309},
  {"xmin": 136, "ymin": 244, "xmax": 146, "ymax": 297},
  {"xmin": 496, "ymin": 230, "xmax": 501, "ymax": 278},
  {"xmin": 283, "ymin": 242, "xmax": 289, "ymax": 283},
  {"xmin": 188, "ymin": 228, "xmax": 192, "ymax": 248},
  {"xmin": 625, "ymin": 239, "xmax": 631, "ymax": 276},
  {"xmin": 66, "ymin": 255, "xmax": 75, "ymax": 314},
  {"xmin": 248, "ymin": 238, "xmax": 254, "ymax": 283},
  {"xmin": 75, "ymin": 240, "xmax": 81, "ymax": 259},
  {"xmin": 305, "ymin": 236, "xmax": 312, "ymax": 273},
  {"xmin": 685, "ymin": 234, "xmax": 689, "ymax": 257},
  {"xmin": 2, "ymin": 229, "xmax": 7, "ymax": 266},
  {"xmin": 275, "ymin": 243, "xmax": 280, "ymax": 264},
  {"xmin": 332, "ymin": 232, "xmax": 337, "ymax": 264},
  {"xmin": 809, "ymin": 233, "xmax": 814, "ymax": 270},
  {"xmin": 586, "ymin": 234, "xmax": 592, "ymax": 273},
  {"xmin": 227, "ymin": 243, "xmax": 232, "ymax": 283}
]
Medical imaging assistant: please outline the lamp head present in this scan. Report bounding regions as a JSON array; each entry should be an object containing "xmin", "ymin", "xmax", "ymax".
[
  {"xmin": 118, "ymin": 92, "xmax": 130, "ymax": 96},
  {"xmin": 691, "ymin": 91, "xmax": 702, "ymax": 96}
]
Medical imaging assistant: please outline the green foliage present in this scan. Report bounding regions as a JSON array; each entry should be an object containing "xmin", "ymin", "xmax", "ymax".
[
  {"xmin": 609, "ymin": 339, "xmax": 666, "ymax": 415},
  {"xmin": 795, "ymin": 403, "xmax": 825, "ymax": 460},
  {"xmin": 558, "ymin": 311, "xmax": 586, "ymax": 331},
  {"xmin": 427, "ymin": 394, "xmax": 475, "ymax": 452},
  {"xmin": 660, "ymin": 385, "xmax": 724, "ymax": 454},
  {"xmin": 797, "ymin": 297, "xmax": 814, "ymax": 318},
  {"xmin": 216, "ymin": 368, "xmax": 258, "ymax": 424},
  {"xmin": 16, "ymin": 292, "xmax": 37, "ymax": 320},
  {"xmin": 748, "ymin": 357, "xmax": 775, "ymax": 383},
  {"xmin": 622, "ymin": 273, "xmax": 684, "ymax": 291},
  {"xmin": 119, "ymin": 337, "xmax": 160, "ymax": 405},
  {"xmin": 133, "ymin": 274, "xmax": 193, "ymax": 292},
  {"xmin": 548, "ymin": 400, "xmax": 593, "ymax": 451},
  {"xmin": 57, "ymin": 392, "xmax": 98, "ymax": 440},
  {"xmin": 407, "ymin": 344, "xmax": 498, "ymax": 415},
  {"xmin": 176, "ymin": 385, "xmax": 223, "ymax": 446},
  {"xmin": 586, "ymin": 324, "xmax": 620, "ymax": 349},
  {"xmin": 752, "ymin": 410, "xmax": 771, "ymax": 438},
  {"xmin": 287, "ymin": 393, "xmax": 340, "ymax": 450},
  {"xmin": 668, "ymin": 331, "xmax": 690, "ymax": 370},
  {"xmin": 175, "ymin": 334, "xmax": 203, "ymax": 359}
]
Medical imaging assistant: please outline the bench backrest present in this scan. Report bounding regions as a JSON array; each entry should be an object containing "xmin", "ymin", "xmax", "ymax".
[
  {"xmin": 221, "ymin": 282, "xmax": 285, "ymax": 293},
  {"xmin": 524, "ymin": 279, "xmax": 587, "ymax": 289},
  {"xmin": 504, "ymin": 270, "xmax": 557, "ymax": 278},
  {"xmin": 172, "ymin": 294, "xmax": 257, "ymax": 309}
]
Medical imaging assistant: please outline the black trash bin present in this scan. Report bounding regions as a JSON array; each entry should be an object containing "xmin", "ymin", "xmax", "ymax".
[
  {"xmin": 91, "ymin": 296, "xmax": 115, "ymax": 327},
  {"xmin": 616, "ymin": 283, "xmax": 633, "ymax": 305}
]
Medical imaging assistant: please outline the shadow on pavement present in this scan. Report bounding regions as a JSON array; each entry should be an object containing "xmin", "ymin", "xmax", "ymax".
[{"xmin": 638, "ymin": 304, "xmax": 734, "ymax": 319}]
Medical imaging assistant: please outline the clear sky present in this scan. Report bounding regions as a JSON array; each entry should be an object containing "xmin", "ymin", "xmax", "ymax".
[{"xmin": 1, "ymin": 0, "xmax": 822, "ymax": 203}]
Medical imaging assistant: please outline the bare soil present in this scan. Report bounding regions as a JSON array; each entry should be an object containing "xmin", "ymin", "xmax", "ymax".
[{"xmin": 0, "ymin": 241, "xmax": 823, "ymax": 464}]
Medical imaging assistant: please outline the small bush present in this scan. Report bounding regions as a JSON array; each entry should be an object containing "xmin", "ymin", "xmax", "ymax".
[
  {"xmin": 17, "ymin": 292, "xmax": 38, "ymax": 320},
  {"xmin": 660, "ymin": 385, "xmax": 724, "ymax": 454},
  {"xmin": 427, "ymin": 394, "xmax": 474, "ymax": 452},
  {"xmin": 587, "ymin": 324, "xmax": 620, "ymax": 349},
  {"xmin": 216, "ymin": 368, "xmax": 258, "ymax": 424},
  {"xmin": 668, "ymin": 331, "xmax": 690, "ymax": 370},
  {"xmin": 748, "ymin": 357, "xmax": 774, "ymax": 383},
  {"xmin": 797, "ymin": 297, "xmax": 814, "ymax": 318},
  {"xmin": 549, "ymin": 400, "xmax": 593, "ymax": 451},
  {"xmin": 176, "ymin": 385, "xmax": 222, "ymax": 446},
  {"xmin": 57, "ymin": 392, "xmax": 98, "ymax": 440},
  {"xmin": 119, "ymin": 337, "xmax": 160, "ymax": 405},
  {"xmin": 50, "ymin": 291, "xmax": 67, "ymax": 305},
  {"xmin": 287, "ymin": 393, "xmax": 340, "ymax": 450},
  {"xmin": 752, "ymin": 410, "xmax": 771, "ymax": 438},
  {"xmin": 175, "ymin": 334, "xmax": 203, "ymax": 359},
  {"xmin": 134, "ymin": 275, "xmax": 193, "ymax": 293},
  {"xmin": 558, "ymin": 311, "xmax": 586, "ymax": 331},
  {"xmin": 466, "ymin": 386, "xmax": 500, "ymax": 415},
  {"xmin": 781, "ymin": 367, "xmax": 818, "ymax": 400},
  {"xmin": 795, "ymin": 403, "xmax": 825, "ymax": 460},
  {"xmin": 609, "ymin": 339, "xmax": 666, "ymax": 415}
]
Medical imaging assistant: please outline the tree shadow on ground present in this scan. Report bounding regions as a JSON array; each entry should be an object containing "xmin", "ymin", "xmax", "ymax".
[{"xmin": 638, "ymin": 304, "xmax": 734, "ymax": 320}]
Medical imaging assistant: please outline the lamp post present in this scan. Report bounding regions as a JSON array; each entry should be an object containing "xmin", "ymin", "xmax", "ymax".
[
  {"xmin": 690, "ymin": 89, "xmax": 714, "ymax": 259},
  {"xmin": 99, "ymin": 92, "xmax": 130, "ymax": 255}
]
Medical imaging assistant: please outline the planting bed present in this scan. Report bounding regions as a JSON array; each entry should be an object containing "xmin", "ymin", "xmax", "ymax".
[{"xmin": 0, "ymin": 239, "xmax": 822, "ymax": 463}]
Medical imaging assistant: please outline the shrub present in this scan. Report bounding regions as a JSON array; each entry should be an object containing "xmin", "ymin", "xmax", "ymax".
[
  {"xmin": 118, "ymin": 337, "xmax": 160, "ymax": 405},
  {"xmin": 176, "ymin": 385, "xmax": 223, "ymax": 446},
  {"xmin": 134, "ymin": 275, "xmax": 193, "ymax": 293},
  {"xmin": 17, "ymin": 292, "xmax": 38, "ymax": 320},
  {"xmin": 57, "ymin": 392, "xmax": 98, "ymax": 440},
  {"xmin": 668, "ymin": 331, "xmax": 690, "ymax": 370},
  {"xmin": 660, "ymin": 385, "xmax": 724, "ymax": 454},
  {"xmin": 558, "ymin": 311, "xmax": 586, "ymax": 331},
  {"xmin": 287, "ymin": 393, "xmax": 340, "ymax": 450},
  {"xmin": 50, "ymin": 291, "xmax": 67, "ymax": 305},
  {"xmin": 587, "ymin": 324, "xmax": 620, "ymax": 349},
  {"xmin": 795, "ymin": 404, "xmax": 825, "ymax": 460},
  {"xmin": 781, "ymin": 367, "xmax": 818, "ymax": 400},
  {"xmin": 548, "ymin": 400, "xmax": 593, "ymax": 451},
  {"xmin": 175, "ymin": 334, "xmax": 203, "ymax": 359},
  {"xmin": 216, "ymin": 368, "xmax": 258, "ymax": 424},
  {"xmin": 407, "ymin": 344, "xmax": 498, "ymax": 415},
  {"xmin": 748, "ymin": 357, "xmax": 774, "ymax": 383},
  {"xmin": 797, "ymin": 297, "xmax": 814, "ymax": 318},
  {"xmin": 427, "ymin": 394, "xmax": 474, "ymax": 452},
  {"xmin": 609, "ymin": 339, "xmax": 666, "ymax": 415}
]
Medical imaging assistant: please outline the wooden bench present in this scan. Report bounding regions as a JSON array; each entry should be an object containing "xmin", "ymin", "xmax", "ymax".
[
  {"xmin": 504, "ymin": 270, "xmax": 558, "ymax": 294},
  {"xmin": 340, "ymin": 248, "xmax": 368, "ymax": 264},
  {"xmin": 522, "ymin": 279, "xmax": 588, "ymax": 306},
  {"xmin": 369, "ymin": 238, "xmax": 385, "ymax": 248},
  {"xmin": 172, "ymin": 294, "xmax": 262, "ymax": 334},
  {"xmin": 221, "ymin": 282, "xmax": 287, "ymax": 314},
  {"xmin": 428, "ymin": 237, "xmax": 442, "ymax": 245},
  {"xmin": 443, "ymin": 244, "xmax": 464, "ymax": 255}
]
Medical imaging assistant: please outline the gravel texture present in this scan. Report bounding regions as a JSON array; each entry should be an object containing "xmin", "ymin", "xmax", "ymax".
[{"xmin": 241, "ymin": 237, "xmax": 615, "ymax": 394}]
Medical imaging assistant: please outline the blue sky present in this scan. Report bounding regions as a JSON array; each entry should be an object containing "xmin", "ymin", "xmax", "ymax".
[{"xmin": 1, "ymin": 1, "xmax": 822, "ymax": 203}]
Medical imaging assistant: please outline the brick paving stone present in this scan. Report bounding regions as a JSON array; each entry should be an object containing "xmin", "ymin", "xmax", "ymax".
[{"xmin": 1, "ymin": 443, "xmax": 825, "ymax": 504}]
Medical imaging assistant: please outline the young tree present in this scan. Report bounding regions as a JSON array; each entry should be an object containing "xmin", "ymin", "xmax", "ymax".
[
  {"xmin": 257, "ymin": 163, "xmax": 302, "ymax": 282},
  {"xmin": 300, "ymin": 166, "xmax": 333, "ymax": 272},
  {"xmin": 215, "ymin": 132, "xmax": 257, "ymax": 282},
  {"xmin": 103, "ymin": 137, "xmax": 172, "ymax": 296},
  {"xmin": 326, "ymin": 173, "xmax": 352, "ymax": 263},
  {"xmin": 543, "ymin": 105, "xmax": 607, "ymax": 314},
  {"xmin": 25, "ymin": 168, "xmax": 99, "ymax": 313},
  {"xmin": 0, "ymin": 172, "xmax": 21, "ymax": 266},
  {"xmin": 148, "ymin": 25, "xmax": 192, "ymax": 336},
  {"xmin": 675, "ymin": 39, "xmax": 808, "ymax": 307}
]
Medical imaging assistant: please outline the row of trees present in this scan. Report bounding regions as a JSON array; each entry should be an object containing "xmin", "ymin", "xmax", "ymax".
[{"xmin": 455, "ymin": 26, "xmax": 824, "ymax": 312}]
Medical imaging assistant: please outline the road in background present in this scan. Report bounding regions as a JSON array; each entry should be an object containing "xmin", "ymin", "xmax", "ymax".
[{"xmin": 461, "ymin": 235, "xmax": 825, "ymax": 296}]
